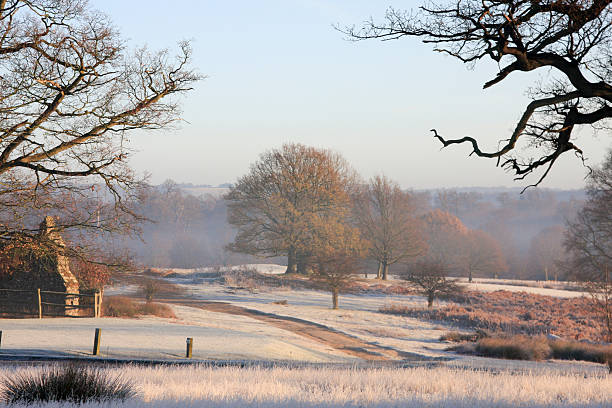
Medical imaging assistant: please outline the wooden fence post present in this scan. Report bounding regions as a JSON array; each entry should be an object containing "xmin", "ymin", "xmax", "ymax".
[
  {"xmin": 186, "ymin": 337, "xmax": 193, "ymax": 358},
  {"xmin": 93, "ymin": 328, "xmax": 101, "ymax": 356},
  {"xmin": 37, "ymin": 289, "xmax": 42, "ymax": 319},
  {"xmin": 94, "ymin": 292, "xmax": 98, "ymax": 318}
]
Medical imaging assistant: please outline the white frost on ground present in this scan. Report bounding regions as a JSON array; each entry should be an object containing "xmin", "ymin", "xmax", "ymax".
[
  {"xmin": 0, "ymin": 364, "xmax": 610, "ymax": 408},
  {"xmin": 0, "ymin": 311, "xmax": 356, "ymax": 362},
  {"xmin": 457, "ymin": 281, "xmax": 587, "ymax": 298},
  {"xmin": 0, "ymin": 263, "xmax": 600, "ymax": 368}
]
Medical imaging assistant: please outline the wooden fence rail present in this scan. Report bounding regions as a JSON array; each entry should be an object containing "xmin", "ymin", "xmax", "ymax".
[{"xmin": 0, "ymin": 288, "xmax": 102, "ymax": 318}]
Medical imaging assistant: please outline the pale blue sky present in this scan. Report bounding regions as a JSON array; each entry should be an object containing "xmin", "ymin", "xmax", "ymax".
[{"xmin": 93, "ymin": 0, "xmax": 609, "ymax": 189}]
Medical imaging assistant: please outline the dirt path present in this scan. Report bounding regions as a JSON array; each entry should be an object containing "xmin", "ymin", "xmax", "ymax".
[{"xmin": 166, "ymin": 299, "xmax": 416, "ymax": 361}]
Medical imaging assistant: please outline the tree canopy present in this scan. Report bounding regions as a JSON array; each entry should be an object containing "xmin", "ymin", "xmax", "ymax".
[
  {"xmin": 0, "ymin": 0, "xmax": 199, "ymax": 245},
  {"xmin": 225, "ymin": 143, "xmax": 357, "ymax": 274},
  {"xmin": 345, "ymin": 0, "xmax": 612, "ymax": 187}
]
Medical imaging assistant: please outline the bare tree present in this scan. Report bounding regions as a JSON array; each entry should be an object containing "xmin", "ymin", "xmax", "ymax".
[
  {"xmin": 344, "ymin": 1, "xmax": 612, "ymax": 187},
  {"xmin": 400, "ymin": 260, "xmax": 461, "ymax": 308},
  {"xmin": 420, "ymin": 209, "xmax": 468, "ymax": 274},
  {"xmin": 462, "ymin": 229, "xmax": 508, "ymax": 282},
  {"xmin": 353, "ymin": 175, "xmax": 426, "ymax": 280},
  {"xmin": 529, "ymin": 225, "xmax": 566, "ymax": 281},
  {"xmin": 225, "ymin": 143, "xmax": 356, "ymax": 274},
  {"xmin": 0, "ymin": 0, "xmax": 199, "ymax": 247},
  {"xmin": 565, "ymin": 149, "xmax": 612, "ymax": 341}
]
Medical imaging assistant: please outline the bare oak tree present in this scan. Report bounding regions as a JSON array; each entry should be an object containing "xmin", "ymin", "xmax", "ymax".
[
  {"xmin": 345, "ymin": 0, "xmax": 612, "ymax": 187},
  {"xmin": 0, "ymin": 0, "xmax": 199, "ymax": 247},
  {"xmin": 353, "ymin": 175, "xmax": 426, "ymax": 280}
]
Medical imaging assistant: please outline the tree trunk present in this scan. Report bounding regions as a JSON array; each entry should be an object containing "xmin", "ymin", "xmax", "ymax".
[
  {"xmin": 544, "ymin": 266, "xmax": 549, "ymax": 281},
  {"xmin": 286, "ymin": 250, "xmax": 296, "ymax": 274},
  {"xmin": 382, "ymin": 261, "xmax": 389, "ymax": 280},
  {"xmin": 468, "ymin": 268, "xmax": 473, "ymax": 283},
  {"xmin": 296, "ymin": 255, "xmax": 308, "ymax": 275},
  {"xmin": 332, "ymin": 287, "xmax": 339, "ymax": 309},
  {"xmin": 427, "ymin": 292, "xmax": 434, "ymax": 308},
  {"xmin": 376, "ymin": 262, "xmax": 383, "ymax": 279}
]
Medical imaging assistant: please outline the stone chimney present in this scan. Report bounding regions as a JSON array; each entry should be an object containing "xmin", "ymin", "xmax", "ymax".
[{"xmin": 39, "ymin": 216, "xmax": 80, "ymax": 316}]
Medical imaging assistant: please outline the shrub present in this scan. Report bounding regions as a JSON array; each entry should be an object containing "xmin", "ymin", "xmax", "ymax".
[
  {"xmin": 102, "ymin": 296, "xmax": 138, "ymax": 318},
  {"xmin": 140, "ymin": 302, "xmax": 176, "ymax": 319},
  {"xmin": 0, "ymin": 365, "xmax": 136, "ymax": 404},
  {"xmin": 440, "ymin": 331, "xmax": 488, "ymax": 342},
  {"xmin": 102, "ymin": 297, "xmax": 175, "ymax": 319},
  {"xmin": 139, "ymin": 279, "xmax": 185, "ymax": 301},
  {"xmin": 549, "ymin": 340, "xmax": 612, "ymax": 364},
  {"xmin": 451, "ymin": 334, "xmax": 612, "ymax": 368},
  {"xmin": 475, "ymin": 336, "xmax": 551, "ymax": 361}
]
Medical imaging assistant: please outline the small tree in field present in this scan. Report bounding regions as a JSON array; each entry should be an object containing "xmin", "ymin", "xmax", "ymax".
[
  {"xmin": 311, "ymin": 254, "xmax": 361, "ymax": 310},
  {"xmin": 401, "ymin": 261, "xmax": 460, "ymax": 308},
  {"xmin": 308, "ymin": 215, "xmax": 366, "ymax": 309}
]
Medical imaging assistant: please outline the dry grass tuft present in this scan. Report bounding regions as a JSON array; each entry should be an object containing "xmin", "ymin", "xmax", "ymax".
[
  {"xmin": 549, "ymin": 340, "xmax": 612, "ymax": 364},
  {"xmin": 475, "ymin": 335, "xmax": 552, "ymax": 361},
  {"xmin": 102, "ymin": 296, "xmax": 139, "ymax": 318},
  {"xmin": 0, "ymin": 364, "xmax": 136, "ymax": 404},
  {"xmin": 139, "ymin": 302, "xmax": 176, "ymax": 319},
  {"xmin": 440, "ymin": 331, "xmax": 488, "ymax": 342},
  {"xmin": 102, "ymin": 296, "xmax": 175, "ymax": 319},
  {"xmin": 451, "ymin": 334, "xmax": 612, "ymax": 366}
]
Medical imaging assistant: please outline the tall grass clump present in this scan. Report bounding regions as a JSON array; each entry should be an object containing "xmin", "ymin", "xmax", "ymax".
[
  {"xmin": 549, "ymin": 340, "xmax": 612, "ymax": 364},
  {"xmin": 0, "ymin": 365, "xmax": 136, "ymax": 404},
  {"xmin": 102, "ymin": 296, "xmax": 176, "ymax": 319},
  {"xmin": 475, "ymin": 336, "xmax": 552, "ymax": 360}
]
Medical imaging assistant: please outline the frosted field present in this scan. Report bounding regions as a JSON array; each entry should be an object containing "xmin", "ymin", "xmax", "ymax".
[
  {"xmin": 1, "ymin": 264, "xmax": 604, "ymax": 367},
  {"xmin": 0, "ymin": 309, "xmax": 357, "ymax": 363},
  {"xmin": 1, "ymin": 264, "xmax": 610, "ymax": 407},
  {"xmin": 1, "ymin": 364, "xmax": 610, "ymax": 408}
]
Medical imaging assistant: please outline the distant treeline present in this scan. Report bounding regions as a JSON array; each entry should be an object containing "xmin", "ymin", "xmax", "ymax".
[{"xmin": 124, "ymin": 180, "xmax": 582, "ymax": 280}]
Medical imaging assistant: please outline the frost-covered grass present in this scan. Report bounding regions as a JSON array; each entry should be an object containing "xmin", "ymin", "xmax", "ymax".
[{"xmin": 1, "ymin": 364, "xmax": 610, "ymax": 407}]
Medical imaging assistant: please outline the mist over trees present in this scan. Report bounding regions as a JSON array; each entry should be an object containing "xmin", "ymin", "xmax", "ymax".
[{"xmin": 119, "ymin": 176, "xmax": 584, "ymax": 283}]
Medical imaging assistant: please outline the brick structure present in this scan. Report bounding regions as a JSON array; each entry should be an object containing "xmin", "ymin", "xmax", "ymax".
[{"xmin": 0, "ymin": 216, "xmax": 80, "ymax": 316}]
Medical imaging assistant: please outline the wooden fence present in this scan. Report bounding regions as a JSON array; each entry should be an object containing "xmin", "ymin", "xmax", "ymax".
[{"xmin": 0, "ymin": 288, "xmax": 102, "ymax": 318}]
